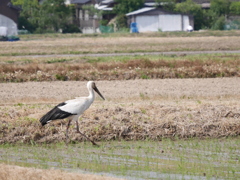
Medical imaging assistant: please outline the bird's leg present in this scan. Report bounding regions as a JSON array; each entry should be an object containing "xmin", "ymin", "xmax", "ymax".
[
  {"xmin": 76, "ymin": 120, "xmax": 99, "ymax": 146},
  {"xmin": 65, "ymin": 119, "xmax": 72, "ymax": 142}
]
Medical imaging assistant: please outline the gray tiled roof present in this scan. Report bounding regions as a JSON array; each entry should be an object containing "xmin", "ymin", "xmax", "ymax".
[
  {"xmin": 126, "ymin": 7, "xmax": 155, "ymax": 16},
  {"xmin": 71, "ymin": 0, "xmax": 90, "ymax": 4},
  {"xmin": 193, "ymin": 0, "xmax": 237, "ymax": 3}
]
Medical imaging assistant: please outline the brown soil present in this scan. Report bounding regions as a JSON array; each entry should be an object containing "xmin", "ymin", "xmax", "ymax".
[
  {"xmin": 0, "ymin": 78, "xmax": 240, "ymax": 144},
  {"xmin": 1, "ymin": 78, "xmax": 240, "ymax": 103}
]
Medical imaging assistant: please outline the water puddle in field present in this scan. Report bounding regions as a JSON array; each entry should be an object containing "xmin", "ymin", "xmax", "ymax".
[{"xmin": 0, "ymin": 139, "xmax": 239, "ymax": 179}]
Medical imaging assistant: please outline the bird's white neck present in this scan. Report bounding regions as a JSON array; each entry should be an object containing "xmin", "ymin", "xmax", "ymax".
[{"xmin": 88, "ymin": 86, "xmax": 95, "ymax": 102}]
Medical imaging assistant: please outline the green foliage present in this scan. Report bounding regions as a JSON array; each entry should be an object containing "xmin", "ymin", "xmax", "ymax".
[
  {"xmin": 12, "ymin": 0, "xmax": 74, "ymax": 33},
  {"xmin": 113, "ymin": 0, "xmax": 144, "ymax": 14},
  {"xmin": 40, "ymin": 0, "xmax": 72, "ymax": 32},
  {"xmin": 15, "ymin": 0, "xmax": 41, "ymax": 32},
  {"xmin": 100, "ymin": 19, "xmax": 109, "ymax": 26},
  {"xmin": 200, "ymin": 10, "xmax": 213, "ymax": 29},
  {"xmin": 175, "ymin": 0, "xmax": 203, "ymax": 30},
  {"xmin": 11, "ymin": 0, "xmax": 24, "ymax": 6},
  {"xmin": 55, "ymin": 74, "xmax": 67, "ymax": 81},
  {"xmin": 230, "ymin": 2, "xmax": 240, "ymax": 15},
  {"xmin": 155, "ymin": 0, "xmax": 176, "ymax": 11},
  {"xmin": 201, "ymin": 0, "xmax": 229, "ymax": 30},
  {"xmin": 115, "ymin": 14, "xmax": 128, "ymax": 29},
  {"xmin": 11, "ymin": 0, "xmax": 240, "ymax": 33},
  {"xmin": 17, "ymin": 16, "xmax": 36, "ymax": 32},
  {"xmin": 82, "ymin": 5, "xmax": 102, "ymax": 18},
  {"xmin": 140, "ymin": 73, "xmax": 150, "ymax": 79},
  {"xmin": 175, "ymin": 0, "xmax": 199, "ymax": 14},
  {"xmin": 113, "ymin": 0, "xmax": 144, "ymax": 29},
  {"xmin": 62, "ymin": 24, "xmax": 81, "ymax": 33},
  {"xmin": 210, "ymin": 0, "xmax": 230, "ymax": 16},
  {"xmin": 211, "ymin": 16, "xmax": 225, "ymax": 30}
]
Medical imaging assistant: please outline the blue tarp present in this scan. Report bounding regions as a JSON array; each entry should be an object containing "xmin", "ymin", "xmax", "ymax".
[{"xmin": 130, "ymin": 22, "xmax": 139, "ymax": 33}]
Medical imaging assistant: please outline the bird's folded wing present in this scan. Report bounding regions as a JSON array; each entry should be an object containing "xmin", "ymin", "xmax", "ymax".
[
  {"xmin": 40, "ymin": 102, "xmax": 76, "ymax": 125},
  {"xmin": 59, "ymin": 98, "xmax": 90, "ymax": 115}
]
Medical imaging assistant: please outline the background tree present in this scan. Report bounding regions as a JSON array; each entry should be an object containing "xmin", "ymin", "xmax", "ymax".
[
  {"xmin": 113, "ymin": 0, "xmax": 144, "ymax": 14},
  {"xmin": 230, "ymin": 1, "xmax": 240, "ymax": 15},
  {"xmin": 210, "ymin": 0, "xmax": 230, "ymax": 16},
  {"xmin": 113, "ymin": 0, "xmax": 144, "ymax": 29},
  {"xmin": 205, "ymin": 0, "xmax": 230, "ymax": 30},
  {"xmin": 155, "ymin": 0, "xmax": 176, "ymax": 12},
  {"xmin": 11, "ymin": 0, "xmax": 24, "ymax": 6},
  {"xmin": 40, "ymin": 0, "xmax": 72, "ymax": 33},
  {"xmin": 82, "ymin": 4, "xmax": 102, "ymax": 17},
  {"xmin": 175, "ymin": 0, "xmax": 203, "ymax": 30},
  {"xmin": 11, "ymin": 0, "xmax": 75, "ymax": 33},
  {"xmin": 12, "ymin": 0, "xmax": 40, "ymax": 32}
]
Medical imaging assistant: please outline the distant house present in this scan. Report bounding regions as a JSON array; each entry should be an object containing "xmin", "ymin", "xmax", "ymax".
[
  {"xmin": 71, "ymin": 0, "xmax": 117, "ymax": 33},
  {"xmin": 126, "ymin": 8, "xmax": 193, "ymax": 32},
  {"xmin": 71, "ymin": 0, "xmax": 101, "ymax": 33},
  {"xmin": 71, "ymin": 0, "xmax": 195, "ymax": 33},
  {"xmin": 0, "ymin": 0, "xmax": 20, "ymax": 36}
]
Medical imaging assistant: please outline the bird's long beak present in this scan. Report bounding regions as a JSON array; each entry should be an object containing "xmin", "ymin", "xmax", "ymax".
[{"xmin": 93, "ymin": 86, "xmax": 105, "ymax": 100}]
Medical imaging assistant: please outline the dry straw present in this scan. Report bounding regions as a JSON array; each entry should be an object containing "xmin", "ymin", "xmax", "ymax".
[{"xmin": 0, "ymin": 163, "xmax": 122, "ymax": 180}]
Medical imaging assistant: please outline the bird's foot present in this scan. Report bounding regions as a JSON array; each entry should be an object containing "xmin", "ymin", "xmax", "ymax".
[
  {"xmin": 76, "ymin": 130, "xmax": 99, "ymax": 146},
  {"xmin": 65, "ymin": 134, "xmax": 71, "ymax": 145},
  {"xmin": 65, "ymin": 138, "xmax": 70, "ymax": 145},
  {"xmin": 91, "ymin": 141, "xmax": 99, "ymax": 147}
]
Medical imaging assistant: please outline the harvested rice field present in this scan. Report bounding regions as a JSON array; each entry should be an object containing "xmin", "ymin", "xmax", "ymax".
[
  {"xmin": 0, "ymin": 32, "xmax": 240, "ymax": 179},
  {"xmin": 0, "ymin": 78, "xmax": 240, "ymax": 179},
  {"xmin": 1, "ymin": 32, "xmax": 240, "ymax": 56},
  {"xmin": 1, "ymin": 78, "xmax": 240, "ymax": 143}
]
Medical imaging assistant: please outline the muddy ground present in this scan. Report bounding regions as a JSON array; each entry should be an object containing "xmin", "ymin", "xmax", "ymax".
[
  {"xmin": 0, "ymin": 163, "xmax": 123, "ymax": 180},
  {"xmin": 0, "ymin": 78, "xmax": 240, "ymax": 144}
]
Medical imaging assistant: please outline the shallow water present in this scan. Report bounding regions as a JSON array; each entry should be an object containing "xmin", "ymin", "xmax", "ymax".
[{"xmin": 0, "ymin": 138, "xmax": 239, "ymax": 180}]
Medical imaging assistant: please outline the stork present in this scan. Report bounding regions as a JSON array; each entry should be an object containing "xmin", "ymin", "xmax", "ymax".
[{"xmin": 40, "ymin": 81, "xmax": 105, "ymax": 146}]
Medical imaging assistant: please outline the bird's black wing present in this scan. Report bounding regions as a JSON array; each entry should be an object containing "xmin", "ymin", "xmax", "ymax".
[{"xmin": 40, "ymin": 102, "xmax": 76, "ymax": 126}]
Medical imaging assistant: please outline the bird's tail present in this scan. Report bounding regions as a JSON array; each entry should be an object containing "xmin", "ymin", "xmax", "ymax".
[
  {"xmin": 40, "ymin": 103, "xmax": 74, "ymax": 126},
  {"xmin": 39, "ymin": 108, "xmax": 56, "ymax": 126},
  {"xmin": 40, "ymin": 114, "xmax": 51, "ymax": 126}
]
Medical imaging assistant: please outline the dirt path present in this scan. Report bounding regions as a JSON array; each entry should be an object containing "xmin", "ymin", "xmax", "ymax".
[{"xmin": 1, "ymin": 78, "xmax": 240, "ymax": 104}]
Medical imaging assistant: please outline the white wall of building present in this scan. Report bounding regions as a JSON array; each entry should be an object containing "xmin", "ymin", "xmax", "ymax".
[
  {"xmin": 159, "ymin": 14, "xmax": 182, "ymax": 31},
  {"xmin": 136, "ymin": 15, "xmax": 159, "ymax": 32},
  {"xmin": 135, "ymin": 14, "xmax": 190, "ymax": 32},
  {"xmin": 0, "ymin": 14, "xmax": 18, "ymax": 36},
  {"xmin": 183, "ymin": 15, "xmax": 190, "ymax": 31}
]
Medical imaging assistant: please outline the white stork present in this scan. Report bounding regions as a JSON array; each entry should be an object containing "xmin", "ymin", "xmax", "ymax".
[{"xmin": 40, "ymin": 81, "xmax": 105, "ymax": 146}]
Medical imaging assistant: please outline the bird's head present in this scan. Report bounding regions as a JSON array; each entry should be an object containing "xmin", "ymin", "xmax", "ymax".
[{"xmin": 88, "ymin": 81, "xmax": 105, "ymax": 100}]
